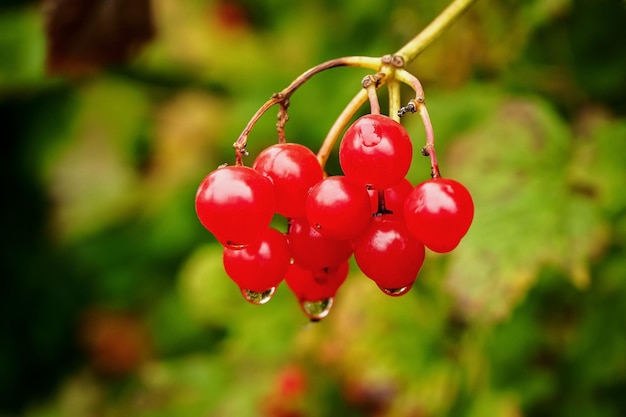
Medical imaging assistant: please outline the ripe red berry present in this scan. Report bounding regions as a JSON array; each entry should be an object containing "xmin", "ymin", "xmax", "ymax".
[
  {"xmin": 253, "ymin": 143, "xmax": 324, "ymax": 218},
  {"xmin": 339, "ymin": 114, "xmax": 413, "ymax": 189},
  {"xmin": 353, "ymin": 216, "xmax": 425, "ymax": 293},
  {"xmin": 222, "ymin": 227, "xmax": 291, "ymax": 293},
  {"xmin": 285, "ymin": 261, "xmax": 349, "ymax": 302},
  {"xmin": 287, "ymin": 217, "xmax": 353, "ymax": 270},
  {"xmin": 305, "ymin": 176, "xmax": 371, "ymax": 240},
  {"xmin": 403, "ymin": 178, "xmax": 474, "ymax": 253},
  {"xmin": 195, "ymin": 165, "xmax": 274, "ymax": 248},
  {"xmin": 275, "ymin": 364, "xmax": 307, "ymax": 398}
]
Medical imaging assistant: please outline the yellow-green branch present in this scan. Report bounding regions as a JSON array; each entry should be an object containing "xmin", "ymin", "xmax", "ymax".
[
  {"xmin": 395, "ymin": 0, "xmax": 479, "ymax": 65},
  {"xmin": 234, "ymin": 0, "xmax": 480, "ymax": 168}
]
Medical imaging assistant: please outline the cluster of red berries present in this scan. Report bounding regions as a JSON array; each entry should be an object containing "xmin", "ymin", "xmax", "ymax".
[{"xmin": 195, "ymin": 113, "xmax": 473, "ymax": 320}]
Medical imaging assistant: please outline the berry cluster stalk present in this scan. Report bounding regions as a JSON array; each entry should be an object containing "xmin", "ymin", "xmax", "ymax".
[
  {"xmin": 232, "ymin": 0, "xmax": 479, "ymax": 172},
  {"xmin": 396, "ymin": 69, "xmax": 440, "ymax": 178},
  {"xmin": 232, "ymin": 56, "xmax": 380, "ymax": 165},
  {"xmin": 318, "ymin": 0, "xmax": 478, "ymax": 169}
]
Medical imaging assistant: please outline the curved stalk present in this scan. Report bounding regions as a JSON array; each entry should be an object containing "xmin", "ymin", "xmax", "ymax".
[
  {"xmin": 396, "ymin": 68, "xmax": 441, "ymax": 178},
  {"xmin": 234, "ymin": 0, "xmax": 479, "ymax": 167},
  {"xmin": 316, "ymin": 89, "xmax": 370, "ymax": 167},
  {"xmin": 233, "ymin": 56, "xmax": 381, "ymax": 159},
  {"xmin": 315, "ymin": 0, "xmax": 478, "ymax": 167},
  {"xmin": 388, "ymin": 79, "xmax": 402, "ymax": 123}
]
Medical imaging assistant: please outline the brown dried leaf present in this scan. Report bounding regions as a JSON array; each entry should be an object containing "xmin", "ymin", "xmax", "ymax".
[{"xmin": 43, "ymin": 0, "xmax": 154, "ymax": 75}]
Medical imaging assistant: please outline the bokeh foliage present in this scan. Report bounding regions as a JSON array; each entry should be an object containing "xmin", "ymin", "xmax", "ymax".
[{"xmin": 1, "ymin": 0, "xmax": 626, "ymax": 416}]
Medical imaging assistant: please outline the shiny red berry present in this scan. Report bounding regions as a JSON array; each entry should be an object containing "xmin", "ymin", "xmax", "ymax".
[
  {"xmin": 403, "ymin": 178, "xmax": 474, "ymax": 253},
  {"xmin": 305, "ymin": 176, "xmax": 371, "ymax": 240},
  {"xmin": 195, "ymin": 165, "xmax": 275, "ymax": 248},
  {"xmin": 287, "ymin": 216, "xmax": 353, "ymax": 270},
  {"xmin": 339, "ymin": 114, "xmax": 413, "ymax": 189},
  {"xmin": 222, "ymin": 227, "xmax": 291, "ymax": 292},
  {"xmin": 253, "ymin": 143, "xmax": 323, "ymax": 218},
  {"xmin": 285, "ymin": 261, "xmax": 349, "ymax": 302},
  {"xmin": 354, "ymin": 216, "xmax": 425, "ymax": 293}
]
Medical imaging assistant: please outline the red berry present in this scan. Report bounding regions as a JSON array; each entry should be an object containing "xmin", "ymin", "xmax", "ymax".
[
  {"xmin": 195, "ymin": 165, "xmax": 274, "ymax": 248},
  {"xmin": 222, "ymin": 227, "xmax": 291, "ymax": 292},
  {"xmin": 287, "ymin": 217, "xmax": 353, "ymax": 270},
  {"xmin": 339, "ymin": 114, "xmax": 413, "ymax": 189},
  {"xmin": 285, "ymin": 261, "xmax": 349, "ymax": 302},
  {"xmin": 305, "ymin": 176, "xmax": 371, "ymax": 240},
  {"xmin": 253, "ymin": 143, "xmax": 324, "ymax": 218},
  {"xmin": 403, "ymin": 178, "xmax": 474, "ymax": 253},
  {"xmin": 368, "ymin": 177, "xmax": 413, "ymax": 218},
  {"xmin": 353, "ymin": 216, "xmax": 425, "ymax": 292},
  {"xmin": 275, "ymin": 364, "xmax": 307, "ymax": 398}
]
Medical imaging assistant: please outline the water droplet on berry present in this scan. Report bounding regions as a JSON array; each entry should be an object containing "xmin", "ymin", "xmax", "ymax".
[
  {"xmin": 378, "ymin": 284, "xmax": 412, "ymax": 297},
  {"xmin": 300, "ymin": 297, "xmax": 333, "ymax": 321},
  {"xmin": 241, "ymin": 287, "xmax": 276, "ymax": 305}
]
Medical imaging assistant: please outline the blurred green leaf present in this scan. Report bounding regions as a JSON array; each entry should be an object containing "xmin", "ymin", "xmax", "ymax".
[
  {"xmin": 444, "ymin": 95, "xmax": 606, "ymax": 321},
  {"xmin": 0, "ymin": 8, "xmax": 45, "ymax": 86},
  {"xmin": 45, "ymin": 77, "xmax": 149, "ymax": 241}
]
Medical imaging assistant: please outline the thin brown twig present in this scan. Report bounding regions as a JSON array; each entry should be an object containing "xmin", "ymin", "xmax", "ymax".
[{"xmin": 232, "ymin": 56, "xmax": 380, "ymax": 161}]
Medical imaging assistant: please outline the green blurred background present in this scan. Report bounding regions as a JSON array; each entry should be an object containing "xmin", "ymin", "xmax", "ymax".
[{"xmin": 2, "ymin": 0, "xmax": 626, "ymax": 416}]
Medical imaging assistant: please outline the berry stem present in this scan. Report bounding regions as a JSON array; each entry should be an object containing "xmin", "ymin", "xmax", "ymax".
[
  {"xmin": 417, "ymin": 103, "xmax": 441, "ymax": 178},
  {"xmin": 395, "ymin": 69, "xmax": 425, "ymax": 102},
  {"xmin": 316, "ymin": 88, "xmax": 369, "ymax": 167},
  {"xmin": 277, "ymin": 100, "xmax": 289, "ymax": 144},
  {"xmin": 315, "ymin": 0, "xmax": 475, "ymax": 168},
  {"xmin": 233, "ymin": 95, "xmax": 280, "ymax": 165},
  {"xmin": 236, "ymin": 0, "xmax": 477, "ymax": 168},
  {"xmin": 362, "ymin": 74, "xmax": 383, "ymax": 115},
  {"xmin": 233, "ymin": 56, "xmax": 380, "ymax": 157},
  {"xmin": 396, "ymin": 69, "xmax": 441, "ymax": 178},
  {"xmin": 388, "ymin": 79, "xmax": 402, "ymax": 122},
  {"xmin": 376, "ymin": 190, "xmax": 393, "ymax": 216}
]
